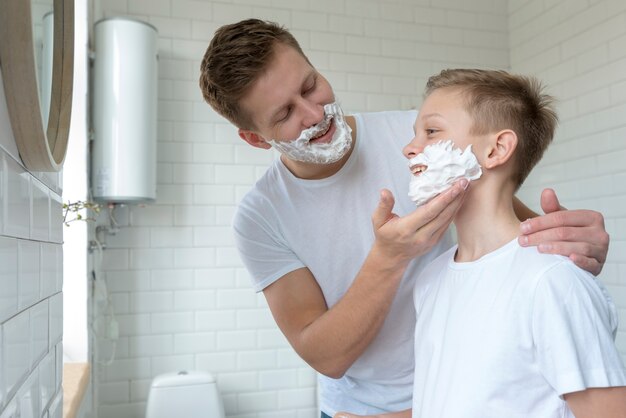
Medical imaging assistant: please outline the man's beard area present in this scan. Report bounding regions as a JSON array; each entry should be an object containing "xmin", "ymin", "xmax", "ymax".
[{"xmin": 266, "ymin": 102, "xmax": 353, "ymax": 164}]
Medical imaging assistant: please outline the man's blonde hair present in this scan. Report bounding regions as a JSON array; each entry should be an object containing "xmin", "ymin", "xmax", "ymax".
[{"xmin": 425, "ymin": 69, "xmax": 558, "ymax": 189}]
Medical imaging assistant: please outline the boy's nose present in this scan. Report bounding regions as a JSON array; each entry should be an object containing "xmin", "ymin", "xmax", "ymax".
[{"xmin": 403, "ymin": 139, "xmax": 423, "ymax": 160}]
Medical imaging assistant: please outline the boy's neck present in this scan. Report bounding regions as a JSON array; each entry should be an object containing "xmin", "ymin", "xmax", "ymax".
[{"xmin": 454, "ymin": 180, "xmax": 521, "ymax": 263}]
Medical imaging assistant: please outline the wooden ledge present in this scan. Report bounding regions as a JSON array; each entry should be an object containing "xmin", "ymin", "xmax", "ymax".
[{"xmin": 62, "ymin": 362, "xmax": 90, "ymax": 418}]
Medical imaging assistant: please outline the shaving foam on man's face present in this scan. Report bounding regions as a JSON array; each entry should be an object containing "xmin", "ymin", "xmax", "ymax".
[
  {"xmin": 408, "ymin": 139, "xmax": 482, "ymax": 206},
  {"xmin": 266, "ymin": 102, "xmax": 352, "ymax": 164}
]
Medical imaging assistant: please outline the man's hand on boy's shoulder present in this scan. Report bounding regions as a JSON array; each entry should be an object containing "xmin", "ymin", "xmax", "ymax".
[{"xmin": 518, "ymin": 188, "xmax": 609, "ymax": 276}]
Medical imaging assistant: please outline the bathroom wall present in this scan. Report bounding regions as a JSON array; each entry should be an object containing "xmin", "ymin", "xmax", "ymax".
[
  {"xmin": 511, "ymin": 0, "xmax": 626, "ymax": 362},
  {"xmin": 90, "ymin": 0, "xmax": 509, "ymax": 417},
  {"xmin": 0, "ymin": 72, "xmax": 64, "ymax": 417}
]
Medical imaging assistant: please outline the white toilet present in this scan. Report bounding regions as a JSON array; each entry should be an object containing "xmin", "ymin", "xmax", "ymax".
[{"xmin": 145, "ymin": 370, "xmax": 225, "ymax": 418}]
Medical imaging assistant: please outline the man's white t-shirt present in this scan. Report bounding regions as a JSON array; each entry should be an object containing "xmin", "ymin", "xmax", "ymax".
[
  {"xmin": 412, "ymin": 239, "xmax": 626, "ymax": 418},
  {"xmin": 233, "ymin": 110, "xmax": 453, "ymax": 415}
]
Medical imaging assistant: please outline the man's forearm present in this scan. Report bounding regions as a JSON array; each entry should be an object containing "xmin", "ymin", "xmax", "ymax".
[{"xmin": 295, "ymin": 251, "xmax": 409, "ymax": 378}]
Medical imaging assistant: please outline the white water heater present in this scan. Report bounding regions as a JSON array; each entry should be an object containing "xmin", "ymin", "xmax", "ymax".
[{"xmin": 92, "ymin": 17, "xmax": 158, "ymax": 203}]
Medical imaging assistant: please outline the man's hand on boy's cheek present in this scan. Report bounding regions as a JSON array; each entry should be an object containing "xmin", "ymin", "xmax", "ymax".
[{"xmin": 517, "ymin": 188, "xmax": 609, "ymax": 276}]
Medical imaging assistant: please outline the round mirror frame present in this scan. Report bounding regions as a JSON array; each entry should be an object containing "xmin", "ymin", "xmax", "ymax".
[{"xmin": 0, "ymin": 0, "xmax": 74, "ymax": 171}]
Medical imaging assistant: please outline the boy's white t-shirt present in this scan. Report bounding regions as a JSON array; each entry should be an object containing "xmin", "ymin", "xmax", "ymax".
[
  {"xmin": 233, "ymin": 110, "xmax": 453, "ymax": 415},
  {"xmin": 412, "ymin": 239, "xmax": 626, "ymax": 418}
]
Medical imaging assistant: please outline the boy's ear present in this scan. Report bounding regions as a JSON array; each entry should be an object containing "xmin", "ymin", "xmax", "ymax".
[
  {"xmin": 238, "ymin": 129, "xmax": 272, "ymax": 150},
  {"xmin": 483, "ymin": 130, "xmax": 518, "ymax": 169}
]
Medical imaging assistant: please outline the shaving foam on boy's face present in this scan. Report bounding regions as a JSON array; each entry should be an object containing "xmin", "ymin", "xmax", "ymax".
[
  {"xmin": 266, "ymin": 102, "xmax": 352, "ymax": 164},
  {"xmin": 408, "ymin": 139, "xmax": 482, "ymax": 206}
]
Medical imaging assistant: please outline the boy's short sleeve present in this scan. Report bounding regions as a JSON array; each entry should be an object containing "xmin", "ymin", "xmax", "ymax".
[{"xmin": 532, "ymin": 261, "xmax": 626, "ymax": 396}]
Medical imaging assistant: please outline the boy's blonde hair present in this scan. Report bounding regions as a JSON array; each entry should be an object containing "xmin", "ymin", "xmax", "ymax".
[
  {"xmin": 425, "ymin": 69, "xmax": 558, "ymax": 189},
  {"xmin": 199, "ymin": 19, "xmax": 309, "ymax": 130}
]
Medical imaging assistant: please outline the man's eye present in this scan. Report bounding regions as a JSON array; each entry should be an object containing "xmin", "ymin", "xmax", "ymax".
[
  {"xmin": 277, "ymin": 107, "xmax": 292, "ymax": 123},
  {"xmin": 426, "ymin": 129, "xmax": 437, "ymax": 135}
]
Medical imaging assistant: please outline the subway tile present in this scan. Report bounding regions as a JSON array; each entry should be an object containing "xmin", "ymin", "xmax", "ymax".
[
  {"xmin": 151, "ymin": 269, "xmax": 194, "ymax": 290},
  {"xmin": 258, "ymin": 329, "xmax": 290, "ymax": 350},
  {"xmin": 104, "ymin": 270, "xmax": 151, "ymax": 292},
  {"xmin": 150, "ymin": 226, "xmax": 193, "ymax": 247},
  {"xmin": 30, "ymin": 179, "xmax": 50, "ymax": 241},
  {"xmin": 0, "ymin": 396, "xmax": 17, "ymax": 418},
  {"xmin": 150, "ymin": 312, "xmax": 194, "ymax": 333},
  {"xmin": 173, "ymin": 247, "xmax": 216, "ymax": 268},
  {"xmin": 18, "ymin": 240, "xmax": 40, "ymax": 310},
  {"xmin": 2, "ymin": 309, "xmax": 31, "ymax": 399},
  {"xmin": 193, "ymin": 268, "xmax": 236, "ymax": 289},
  {"xmin": 173, "ymin": 290, "xmax": 215, "ymax": 310},
  {"xmin": 215, "ymin": 289, "xmax": 256, "ymax": 309},
  {"xmin": 129, "ymin": 291, "xmax": 174, "ymax": 313},
  {"xmin": 98, "ymin": 403, "xmax": 147, "ymax": 418},
  {"xmin": 129, "ymin": 379, "xmax": 151, "ymax": 402},
  {"xmin": 0, "ymin": 237, "xmax": 18, "ymax": 322},
  {"xmin": 38, "ymin": 350, "xmax": 56, "ymax": 412},
  {"xmin": 0, "ymin": 327, "xmax": 3, "ymax": 407},
  {"xmin": 130, "ymin": 249, "xmax": 174, "ymax": 269},
  {"xmin": 103, "ymin": 358, "xmax": 152, "ymax": 382},
  {"xmin": 30, "ymin": 300, "xmax": 49, "ymax": 364},
  {"xmin": 237, "ymin": 391, "xmax": 277, "ymax": 413},
  {"xmin": 192, "ymin": 144, "xmax": 235, "ymax": 164},
  {"xmin": 214, "ymin": 165, "xmax": 256, "ymax": 185},
  {"xmin": 16, "ymin": 371, "xmax": 40, "ymax": 418},
  {"xmin": 150, "ymin": 354, "xmax": 194, "ymax": 376},
  {"xmin": 129, "ymin": 204, "xmax": 174, "ymax": 227},
  {"xmin": 237, "ymin": 350, "xmax": 277, "ymax": 371},
  {"xmin": 216, "ymin": 330, "xmax": 256, "ymax": 351},
  {"xmin": 277, "ymin": 387, "xmax": 316, "ymax": 409},
  {"xmin": 195, "ymin": 310, "xmax": 236, "ymax": 331},
  {"xmin": 40, "ymin": 243, "xmax": 59, "ymax": 299},
  {"xmin": 99, "ymin": 381, "xmax": 130, "ymax": 404},
  {"xmin": 155, "ymin": 184, "xmax": 194, "ymax": 205},
  {"xmin": 4, "ymin": 156, "xmax": 30, "ymax": 239},
  {"xmin": 48, "ymin": 293, "xmax": 63, "ymax": 348},
  {"xmin": 173, "ymin": 332, "xmax": 215, "ymax": 354},
  {"xmin": 116, "ymin": 314, "xmax": 151, "ymax": 336},
  {"xmin": 0, "ymin": 152, "xmax": 5, "ymax": 235},
  {"xmin": 218, "ymin": 371, "xmax": 257, "ymax": 393},
  {"xmin": 172, "ymin": 164, "xmax": 215, "ymax": 185},
  {"xmin": 195, "ymin": 351, "xmax": 237, "ymax": 373},
  {"xmin": 47, "ymin": 391, "xmax": 63, "ymax": 418},
  {"xmin": 104, "ymin": 227, "xmax": 151, "ymax": 249},
  {"xmin": 54, "ymin": 342, "xmax": 62, "ymax": 392},
  {"xmin": 128, "ymin": 334, "xmax": 174, "ymax": 357},
  {"xmin": 259, "ymin": 369, "xmax": 298, "ymax": 391}
]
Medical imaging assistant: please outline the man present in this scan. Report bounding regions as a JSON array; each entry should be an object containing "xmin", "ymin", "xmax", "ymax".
[{"xmin": 199, "ymin": 19, "xmax": 610, "ymax": 417}]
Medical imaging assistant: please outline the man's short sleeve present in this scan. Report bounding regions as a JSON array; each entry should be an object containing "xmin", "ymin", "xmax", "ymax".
[{"xmin": 233, "ymin": 200, "xmax": 305, "ymax": 292}]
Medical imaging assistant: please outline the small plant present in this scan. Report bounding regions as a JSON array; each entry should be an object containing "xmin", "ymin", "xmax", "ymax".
[{"xmin": 63, "ymin": 200, "xmax": 102, "ymax": 226}]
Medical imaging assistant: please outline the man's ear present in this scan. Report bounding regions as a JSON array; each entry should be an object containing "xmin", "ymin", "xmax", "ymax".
[
  {"xmin": 483, "ymin": 130, "xmax": 517, "ymax": 169},
  {"xmin": 238, "ymin": 129, "xmax": 272, "ymax": 150}
]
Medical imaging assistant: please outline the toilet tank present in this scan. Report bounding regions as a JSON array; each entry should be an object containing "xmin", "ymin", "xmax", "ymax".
[{"xmin": 146, "ymin": 371, "xmax": 225, "ymax": 418}]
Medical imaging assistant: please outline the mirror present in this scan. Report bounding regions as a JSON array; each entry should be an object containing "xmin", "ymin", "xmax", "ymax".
[{"xmin": 0, "ymin": 0, "xmax": 74, "ymax": 171}]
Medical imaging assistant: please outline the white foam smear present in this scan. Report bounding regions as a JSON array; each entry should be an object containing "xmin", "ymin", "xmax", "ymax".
[
  {"xmin": 408, "ymin": 139, "xmax": 482, "ymax": 206},
  {"xmin": 266, "ymin": 102, "xmax": 353, "ymax": 164}
]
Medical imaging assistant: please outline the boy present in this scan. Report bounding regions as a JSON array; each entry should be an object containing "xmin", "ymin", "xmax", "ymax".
[
  {"xmin": 199, "ymin": 19, "xmax": 612, "ymax": 416},
  {"xmin": 336, "ymin": 69, "xmax": 626, "ymax": 418}
]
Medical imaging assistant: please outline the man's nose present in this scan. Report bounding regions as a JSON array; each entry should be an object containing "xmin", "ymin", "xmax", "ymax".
[{"xmin": 300, "ymin": 99, "xmax": 325, "ymax": 128}]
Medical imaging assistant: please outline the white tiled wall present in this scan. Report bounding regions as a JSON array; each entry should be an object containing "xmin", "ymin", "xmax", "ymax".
[
  {"xmin": 0, "ymin": 91, "xmax": 65, "ymax": 418},
  {"xmin": 91, "ymin": 1, "xmax": 508, "ymax": 417},
  {"xmin": 511, "ymin": 0, "xmax": 626, "ymax": 362}
]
